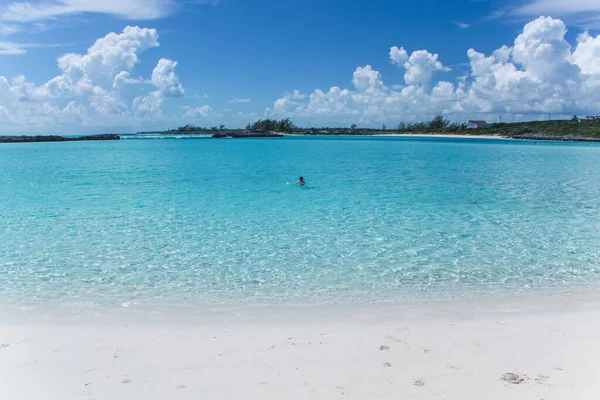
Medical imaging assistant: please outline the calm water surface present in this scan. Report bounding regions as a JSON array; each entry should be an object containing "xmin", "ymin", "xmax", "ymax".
[{"xmin": 1, "ymin": 136, "xmax": 599, "ymax": 308}]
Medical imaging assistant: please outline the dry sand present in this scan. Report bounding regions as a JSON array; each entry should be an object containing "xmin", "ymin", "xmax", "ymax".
[
  {"xmin": 1, "ymin": 295, "xmax": 599, "ymax": 400},
  {"xmin": 373, "ymin": 133, "xmax": 507, "ymax": 139}
]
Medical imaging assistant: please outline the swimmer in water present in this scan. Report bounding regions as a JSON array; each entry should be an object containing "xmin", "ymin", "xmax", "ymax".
[{"xmin": 296, "ymin": 176, "xmax": 305, "ymax": 185}]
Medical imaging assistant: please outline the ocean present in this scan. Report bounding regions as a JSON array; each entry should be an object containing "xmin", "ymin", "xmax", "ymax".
[{"xmin": 1, "ymin": 135, "xmax": 599, "ymax": 308}]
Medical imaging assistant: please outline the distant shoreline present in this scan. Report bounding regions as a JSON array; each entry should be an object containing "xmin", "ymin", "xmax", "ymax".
[
  {"xmin": 0, "ymin": 134, "xmax": 120, "ymax": 144},
  {"xmin": 2, "ymin": 131, "xmax": 600, "ymax": 144}
]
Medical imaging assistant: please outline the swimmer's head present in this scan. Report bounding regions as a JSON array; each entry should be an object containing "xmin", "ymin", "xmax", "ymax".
[{"xmin": 299, "ymin": 176, "xmax": 304, "ymax": 182}]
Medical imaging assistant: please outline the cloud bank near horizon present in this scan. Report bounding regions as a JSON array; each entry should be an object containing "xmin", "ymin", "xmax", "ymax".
[
  {"xmin": 266, "ymin": 16, "xmax": 600, "ymax": 126},
  {"xmin": 1, "ymin": 16, "xmax": 600, "ymax": 132}
]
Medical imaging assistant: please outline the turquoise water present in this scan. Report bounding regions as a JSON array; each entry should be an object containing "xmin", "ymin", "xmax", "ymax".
[{"xmin": 1, "ymin": 136, "xmax": 600, "ymax": 308}]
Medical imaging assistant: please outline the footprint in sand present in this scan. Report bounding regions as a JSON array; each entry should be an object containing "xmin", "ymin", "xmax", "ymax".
[
  {"xmin": 385, "ymin": 335, "xmax": 410, "ymax": 346},
  {"xmin": 535, "ymin": 375, "xmax": 549, "ymax": 384},
  {"xmin": 413, "ymin": 379, "xmax": 426, "ymax": 387},
  {"xmin": 379, "ymin": 345, "xmax": 390, "ymax": 351}
]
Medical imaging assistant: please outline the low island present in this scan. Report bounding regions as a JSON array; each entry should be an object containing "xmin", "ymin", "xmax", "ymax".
[
  {"xmin": 3, "ymin": 116, "xmax": 600, "ymax": 143},
  {"xmin": 0, "ymin": 134, "xmax": 121, "ymax": 144},
  {"xmin": 139, "ymin": 116, "xmax": 600, "ymax": 142}
]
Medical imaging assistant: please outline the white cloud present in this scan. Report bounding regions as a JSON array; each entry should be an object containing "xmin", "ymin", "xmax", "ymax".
[
  {"xmin": 229, "ymin": 97, "xmax": 251, "ymax": 103},
  {"xmin": 0, "ymin": 40, "xmax": 71, "ymax": 55},
  {"xmin": 132, "ymin": 57, "xmax": 184, "ymax": 116},
  {"xmin": 0, "ymin": 25, "xmax": 186, "ymax": 132},
  {"xmin": 453, "ymin": 21, "xmax": 470, "ymax": 29},
  {"xmin": 151, "ymin": 58, "xmax": 184, "ymax": 97},
  {"xmin": 513, "ymin": 0, "xmax": 600, "ymax": 27},
  {"xmin": 112, "ymin": 71, "xmax": 148, "ymax": 89},
  {"xmin": 0, "ymin": 40, "xmax": 25, "ymax": 54},
  {"xmin": 0, "ymin": 23, "xmax": 20, "ymax": 35},
  {"xmin": 266, "ymin": 17, "xmax": 600, "ymax": 126},
  {"xmin": 57, "ymin": 26, "xmax": 159, "ymax": 81},
  {"xmin": 0, "ymin": 0, "xmax": 174, "ymax": 23},
  {"xmin": 515, "ymin": 0, "xmax": 600, "ymax": 16},
  {"xmin": 389, "ymin": 47, "xmax": 451, "ymax": 87},
  {"xmin": 572, "ymin": 31, "xmax": 600, "ymax": 75},
  {"xmin": 183, "ymin": 105, "xmax": 218, "ymax": 118}
]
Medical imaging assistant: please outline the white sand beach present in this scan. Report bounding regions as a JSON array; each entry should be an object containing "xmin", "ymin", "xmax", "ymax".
[
  {"xmin": 373, "ymin": 133, "xmax": 508, "ymax": 139},
  {"xmin": 1, "ymin": 295, "xmax": 599, "ymax": 400}
]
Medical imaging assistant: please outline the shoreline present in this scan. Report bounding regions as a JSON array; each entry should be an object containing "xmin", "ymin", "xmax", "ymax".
[
  {"xmin": 366, "ymin": 133, "xmax": 507, "ymax": 139},
  {"xmin": 2, "ymin": 288, "xmax": 599, "ymax": 320},
  {"xmin": 2, "ymin": 294, "xmax": 599, "ymax": 399}
]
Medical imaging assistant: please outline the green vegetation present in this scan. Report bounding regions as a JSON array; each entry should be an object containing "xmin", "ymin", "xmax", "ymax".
[
  {"xmin": 395, "ymin": 115, "xmax": 467, "ymax": 133},
  {"xmin": 393, "ymin": 115, "xmax": 600, "ymax": 138},
  {"xmin": 143, "ymin": 115, "xmax": 600, "ymax": 140},
  {"xmin": 246, "ymin": 118, "xmax": 296, "ymax": 132},
  {"xmin": 162, "ymin": 124, "xmax": 214, "ymax": 133},
  {"xmin": 483, "ymin": 118, "xmax": 600, "ymax": 138}
]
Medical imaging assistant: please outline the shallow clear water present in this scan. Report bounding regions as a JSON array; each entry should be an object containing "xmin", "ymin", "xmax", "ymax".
[{"xmin": 1, "ymin": 136, "xmax": 600, "ymax": 308}]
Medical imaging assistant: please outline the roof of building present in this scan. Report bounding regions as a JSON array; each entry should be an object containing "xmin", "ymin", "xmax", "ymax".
[{"xmin": 468, "ymin": 120, "xmax": 489, "ymax": 127}]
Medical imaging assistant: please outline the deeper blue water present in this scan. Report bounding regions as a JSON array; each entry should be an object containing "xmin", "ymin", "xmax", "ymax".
[{"xmin": 1, "ymin": 136, "xmax": 600, "ymax": 308}]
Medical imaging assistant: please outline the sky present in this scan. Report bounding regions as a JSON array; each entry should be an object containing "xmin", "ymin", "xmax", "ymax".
[{"xmin": 1, "ymin": 0, "xmax": 600, "ymax": 133}]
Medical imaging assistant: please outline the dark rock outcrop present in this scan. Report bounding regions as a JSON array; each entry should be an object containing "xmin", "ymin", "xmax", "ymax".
[
  {"xmin": 0, "ymin": 134, "xmax": 121, "ymax": 143},
  {"xmin": 212, "ymin": 129, "xmax": 283, "ymax": 138}
]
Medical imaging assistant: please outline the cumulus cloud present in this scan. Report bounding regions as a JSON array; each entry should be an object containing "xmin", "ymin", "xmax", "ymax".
[
  {"xmin": 57, "ymin": 26, "xmax": 159, "ymax": 81},
  {"xmin": 266, "ymin": 17, "xmax": 600, "ymax": 126},
  {"xmin": 183, "ymin": 105, "xmax": 218, "ymax": 118},
  {"xmin": 572, "ymin": 31, "xmax": 600, "ymax": 75},
  {"xmin": 0, "ymin": 25, "xmax": 186, "ymax": 131},
  {"xmin": 132, "ymin": 58, "xmax": 184, "ymax": 116},
  {"xmin": 150, "ymin": 58, "xmax": 184, "ymax": 97},
  {"xmin": 112, "ymin": 71, "xmax": 148, "ymax": 89},
  {"xmin": 390, "ymin": 47, "xmax": 450, "ymax": 87}
]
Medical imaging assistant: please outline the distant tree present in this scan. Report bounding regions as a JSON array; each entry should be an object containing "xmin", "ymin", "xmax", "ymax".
[
  {"xmin": 381, "ymin": 124, "xmax": 387, "ymax": 131},
  {"xmin": 350, "ymin": 123, "xmax": 357, "ymax": 129},
  {"xmin": 571, "ymin": 115, "xmax": 579, "ymax": 122},
  {"xmin": 219, "ymin": 124, "xmax": 226, "ymax": 130},
  {"xmin": 210, "ymin": 126, "xmax": 218, "ymax": 131},
  {"xmin": 247, "ymin": 118, "xmax": 296, "ymax": 132},
  {"xmin": 428, "ymin": 115, "xmax": 449, "ymax": 130},
  {"xmin": 396, "ymin": 122, "xmax": 406, "ymax": 132}
]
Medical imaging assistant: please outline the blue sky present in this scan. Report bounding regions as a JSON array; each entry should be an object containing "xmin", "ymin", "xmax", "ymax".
[{"xmin": 1, "ymin": 0, "xmax": 600, "ymax": 133}]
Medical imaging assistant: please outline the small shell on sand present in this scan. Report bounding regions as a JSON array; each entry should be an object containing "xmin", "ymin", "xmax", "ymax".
[
  {"xmin": 502, "ymin": 373, "xmax": 524, "ymax": 384},
  {"xmin": 414, "ymin": 379, "xmax": 426, "ymax": 387}
]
